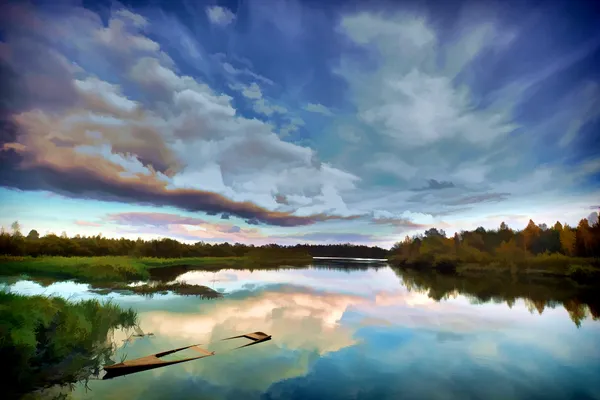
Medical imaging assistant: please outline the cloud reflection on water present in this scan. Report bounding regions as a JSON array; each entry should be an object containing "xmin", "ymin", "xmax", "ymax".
[{"xmin": 4, "ymin": 266, "xmax": 598, "ymax": 400}]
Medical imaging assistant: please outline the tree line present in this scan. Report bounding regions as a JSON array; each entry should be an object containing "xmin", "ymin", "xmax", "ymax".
[
  {"xmin": 1, "ymin": 215, "xmax": 597, "ymax": 261},
  {"xmin": 390, "ymin": 214, "xmax": 600, "ymax": 265},
  {"xmin": 0, "ymin": 222, "xmax": 388, "ymax": 259}
]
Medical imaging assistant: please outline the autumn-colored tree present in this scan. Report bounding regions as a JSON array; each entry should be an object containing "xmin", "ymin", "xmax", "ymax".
[
  {"xmin": 523, "ymin": 219, "xmax": 541, "ymax": 253},
  {"xmin": 560, "ymin": 224, "xmax": 576, "ymax": 256},
  {"xmin": 496, "ymin": 239, "xmax": 527, "ymax": 262}
]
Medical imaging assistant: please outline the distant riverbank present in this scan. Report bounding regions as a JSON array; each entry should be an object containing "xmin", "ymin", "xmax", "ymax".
[
  {"xmin": 389, "ymin": 253, "xmax": 600, "ymax": 282},
  {"xmin": 0, "ymin": 252, "xmax": 313, "ymax": 282}
]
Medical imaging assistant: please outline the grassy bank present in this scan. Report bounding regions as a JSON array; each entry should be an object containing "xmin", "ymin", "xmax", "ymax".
[
  {"xmin": 0, "ymin": 252, "xmax": 313, "ymax": 283},
  {"xmin": 0, "ymin": 290, "xmax": 137, "ymax": 398},
  {"xmin": 0, "ymin": 256, "xmax": 248, "ymax": 282}
]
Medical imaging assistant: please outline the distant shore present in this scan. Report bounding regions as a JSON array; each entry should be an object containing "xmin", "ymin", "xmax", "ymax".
[
  {"xmin": 0, "ymin": 253, "xmax": 313, "ymax": 283},
  {"xmin": 389, "ymin": 253, "xmax": 600, "ymax": 282}
]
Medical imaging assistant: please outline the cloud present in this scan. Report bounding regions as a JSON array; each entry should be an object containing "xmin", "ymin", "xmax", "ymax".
[
  {"xmin": 588, "ymin": 212, "xmax": 598, "ymax": 225},
  {"xmin": 74, "ymin": 220, "xmax": 103, "ymax": 227},
  {"xmin": 371, "ymin": 217, "xmax": 428, "ymax": 230},
  {"xmin": 281, "ymin": 232, "xmax": 386, "ymax": 243},
  {"xmin": 274, "ymin": 194, "xmax": 289, "ymax": 205},
  {"xmin": 336, "ymin": 125, "xmax": 362, "ymax": 143},
  {"xmin": 412, "ymin": 179, "xmax": 456, "ymax": 191},
  {"xmin": 106, "ymin": 211, "xmax": 267, "ymax": 242},
  {"xmin": 364, "ymin": 153, "xmax": 418, "ymax": 181},
  {"xmin": 107, "ymin": 212, "xmax": 208, "ymax": 227},
  {"xmin": 558, "ymin": 81, "xmax": 600, "ymax": 148},
  {"xmin": 221, "ymin": 60, "xmax": 274, "ymax": 85},
  {"xmin": 337, "ymin": 13, "xmax": 516, "ymax": 148},
  {"xmin": 205, "ymin": 6, "xmax": 235, "ymax": 27},
  {"xmin": 447, "ymin": 192, "xmax": 510, "ymax": 206},
  {"xmin": 0, "ymin": 5, "xmax": 362, "ymax": 227},
  {"xmin": 229, "ymin": 81, "xmax": 287, "ymax": 116},
  {"xmin": 1, "ymin": 1, "xmax": 598, "ymax": 242},
  {"xmin": 304, "ymin": 103, "xmax": 333, "ymax": 116},
  {"xmin": 329, "ymin": 5, "xmax": 599, "ymax": 228}
]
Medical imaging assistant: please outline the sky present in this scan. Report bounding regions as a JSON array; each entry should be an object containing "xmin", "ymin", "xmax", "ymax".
[{"xmin": 0, "ymin": 0, "xmax": 599, "ymax": 248}]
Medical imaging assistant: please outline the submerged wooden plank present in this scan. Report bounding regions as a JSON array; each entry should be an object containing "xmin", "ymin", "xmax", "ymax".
[{"xmin": 103, "ymin": 332, "xmax": 271, "ymax": 380}]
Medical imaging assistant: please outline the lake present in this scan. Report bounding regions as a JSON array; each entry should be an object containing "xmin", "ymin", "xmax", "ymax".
[{"xmin": 4, "ymin": 263, "xmax": 600, "ymax": 400}]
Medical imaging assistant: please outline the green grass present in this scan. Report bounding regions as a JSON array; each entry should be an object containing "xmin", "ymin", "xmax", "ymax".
[
  {"xmin": 0, "ymin": 290, "xmax": 137, "ymax": 398},
  {"xmin": 140, "ymin": 256, "xmax": 247, "ymax": 269},
  {"xmin": 0, "ymin": 254, "xmax": 315, "ymax": 283},
  {"xmin": 0, "ymin": 256, "xmax": 251, "ymax": 282},
  {"xmin": 0, "ymin": 256, "xmax": 150, "ymax": 282}
]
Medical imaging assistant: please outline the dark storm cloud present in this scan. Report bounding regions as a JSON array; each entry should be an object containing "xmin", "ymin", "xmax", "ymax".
[{"xmin": 0, "ymin": 148, "xmax": 361, "ymax": 227}]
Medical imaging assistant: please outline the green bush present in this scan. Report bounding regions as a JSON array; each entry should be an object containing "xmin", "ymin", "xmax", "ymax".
[{"xmin": 0, "ymin": 291, "xmax": 137, "ymax": 398}]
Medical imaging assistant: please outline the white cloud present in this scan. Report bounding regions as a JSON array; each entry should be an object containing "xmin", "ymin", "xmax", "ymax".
[
  {"xmin": 205, "ymin": 5, "xmax": 236, "ymax": 27},
  {"xmin": 240, "ymin": 82, "xmax": 262, "ymax": 99},
  {"xmin": 279, "ymin": 117, "xmax": 305, "ymax": 138},
  {"xmin": 304, "ymin": 103, "xmax": 333, "ymax": 116},
  {"xmin": 222, "ymin": 61, "xmax": 274, "ymax": 85},
  {"xmin": 335, "ymin": 11, "xmax": 518, "ymax": 151},
  {"xmin": 364, "ymin": 153, "xmax": 418, "ymax": 181},
  {"xmin": 337, "ymin": 125, "xmax": 362, "ymax": 143},
  {"xmin": 558, "ymin": 81, "xmax": 600, "ymax": 147},
  {"xmin": 229, "ymin": 82, "xmax": 288, "ymax": 116},
  {"xmin": 6, "ymin": 6, "xmax": 359, "ymax": 220},
  {"xmin": 253, "ymin": 98, "xmax": 288, "ymax": 116}
]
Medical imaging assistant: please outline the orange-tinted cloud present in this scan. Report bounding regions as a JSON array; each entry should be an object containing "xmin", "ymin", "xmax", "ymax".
[
  {"xmin": 0, "ymin": 139, "xmax": 361, "ymax": 227},
  {"xmin": 74, "ymin": 220, "xmax": 103, "ymax": 227}
]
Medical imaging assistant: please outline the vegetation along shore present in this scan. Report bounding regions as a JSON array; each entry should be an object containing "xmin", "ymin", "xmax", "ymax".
[
  {"xmin": 1, "ymin": 214, "xmax": 599, "ymax": 282},
  {"xmin": 1, "ymin": 290, "xmax": 137, "ymax": 398}
]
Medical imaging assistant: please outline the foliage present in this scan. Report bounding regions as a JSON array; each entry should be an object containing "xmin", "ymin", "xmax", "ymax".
[
  {"xmin": 0, "ymin": 226, "xmax": 387, "ymax": 259},
  {"xmin": 0, "ymin": 291, "xmax": 137, "ymax": 398},
  {"xmin": 389, "ymin": 213, "xmax": 600, "ymax": 277},
  {"xmin": 0, "ymin": 256, "xmax": 150, "ymax": 282}
]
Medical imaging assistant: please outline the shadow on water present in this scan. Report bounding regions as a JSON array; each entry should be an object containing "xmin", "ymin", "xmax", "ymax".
[{"xmin": 392, "ymin": 267, "xmax": 600, "ymax": 327}]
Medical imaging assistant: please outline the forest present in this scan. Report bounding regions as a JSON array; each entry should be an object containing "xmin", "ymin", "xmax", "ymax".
[
  {"xmin": 1, "ymin": 215, "xmax": 598, "ymax": 267},
  {"xmin": 389, "ymin": 215, "xmax": 600, "ymax": 276},
  {"xmin": 0, "ymin": 221, "xmax": 388, "ymax": 259}
]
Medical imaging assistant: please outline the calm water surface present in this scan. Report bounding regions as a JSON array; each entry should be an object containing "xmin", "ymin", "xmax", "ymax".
[{"xmin": 6, "ymin": 265, "xmax": 600, "ymax": 400}]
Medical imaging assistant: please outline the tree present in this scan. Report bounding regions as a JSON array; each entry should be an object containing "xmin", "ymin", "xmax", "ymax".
[
  {"xmin": 575, "ymin": 219, "xmax": 594, "ymax": 257},
  {"xmin": 27, "ymin": 230, "xmax": 40, "ymax": 240},
  {"xmin": 523, "ymin": 219, "xmax": 541, "ymax": 253},
  {"xmin": 560, "ymin": 225, "xmax": 576, "ymax": 256},
  {"xmin": 11, "ymin": 221, "xmax": 22, "ymax": 237}
]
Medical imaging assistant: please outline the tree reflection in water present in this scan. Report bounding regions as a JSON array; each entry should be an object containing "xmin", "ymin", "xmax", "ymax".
[{"xmin": 392, "ymin": 267, "xmax": 599, "ymax": 327}]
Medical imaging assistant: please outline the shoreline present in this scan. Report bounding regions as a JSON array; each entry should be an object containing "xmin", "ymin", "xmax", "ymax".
[{"xmin": 388, "ymin": 254, "xmax": 600, "ymax": 282}]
